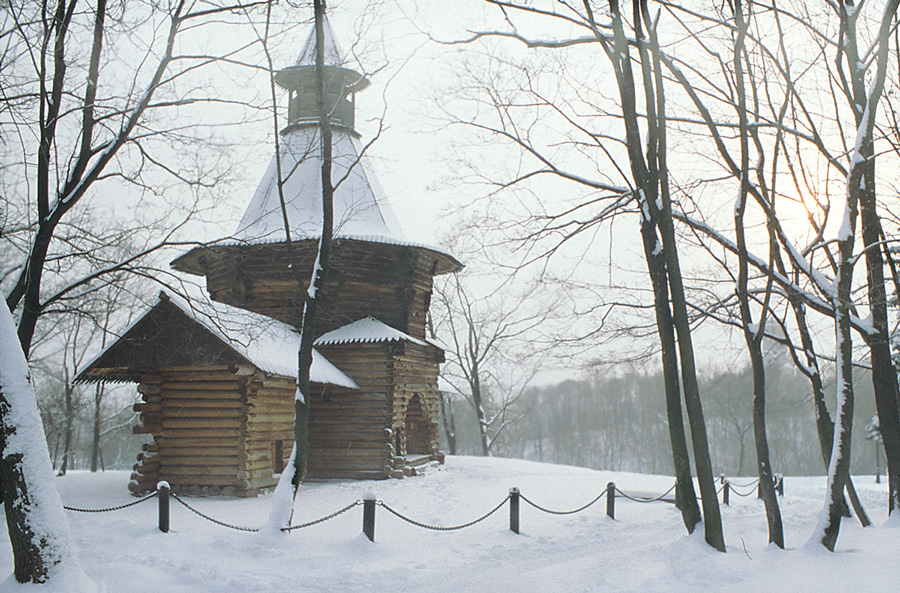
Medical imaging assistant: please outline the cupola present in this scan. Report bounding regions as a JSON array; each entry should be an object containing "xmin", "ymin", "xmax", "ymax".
[{"xmin": 274, "ymin": 17, "xmax": 369, "ymax": 132}]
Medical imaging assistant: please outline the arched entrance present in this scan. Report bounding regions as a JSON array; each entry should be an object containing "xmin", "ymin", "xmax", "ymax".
[{"xmin": 404, "ymin": 394, "xmax": 431, "ymax": 455}]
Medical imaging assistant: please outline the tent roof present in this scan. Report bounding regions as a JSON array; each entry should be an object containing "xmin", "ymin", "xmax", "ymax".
[
  {"xmin": 233, "ymin": 128, "xmax": 406, "ymax": 245},
  {"xmin": 314, "ymin": 316, "xmax": 430, "ymax": 347}
]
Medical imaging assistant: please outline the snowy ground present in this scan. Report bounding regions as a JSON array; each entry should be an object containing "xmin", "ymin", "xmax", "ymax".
[{"xmin": 2, "ymin": 456, "xmax": 897, "ymax": 592}]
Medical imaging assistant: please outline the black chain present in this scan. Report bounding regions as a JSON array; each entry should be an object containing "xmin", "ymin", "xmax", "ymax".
[
  {"xmin": 728, "ymin": 479, "xmax": 760, "ymax": 490},
  {"xmin": 615, "ymin": 483, "xmax": 677, "ymax": 503},
  {"xmin": 520, "ymin": 490, "xmax": 607, "ymax": 515},
  {"xmin": 729, "ymin": 483, "xmax": 759, "ymax": 497},
  {"xmin": 281, "ymin": 501, "xmax": 362, "ymax": 532},
  {"xmin": 378, "ymin": 496, "xmax": 509, "ymax": 531},
  {"xmin": 170, "ymin": 492, "xmax": 260, "ymax": 532},
  {"xmin": 64, "ymin": 491, "xmax": 158, "ymax": 513}
]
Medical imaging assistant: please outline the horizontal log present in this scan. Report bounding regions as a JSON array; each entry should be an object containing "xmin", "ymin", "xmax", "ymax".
[
  {"xmin": 311, "ymin": 447, "xmax": 389, "ymax": 459},
  {"xmin": 138, "ymin": 383, "xmax": 162, "ymax": 395},
  {"xmin": 157, "ymin": 474, "xmax": 240, "ymax": 487},
  {"xmin": 161, "ymin": 418, "xmax": 240, "ymax": 429},
  {"xmin": 242, "ymin": 450, "xmax": 275, "ymax": 464},
  {"xmin": 160, "ymin": 455, "xmax": 239, "ymax": 466},
  {"xmin": 129, "ymin": 473, "xmax": 158, "ymax": 485},
  {"xmin": 159, "ymin": 465, "xmax": 239, "ymax": 478},
  {"xmin": 162, "ymin": 408, "xmax": 242, "ymax": 419},
  {"xmin": 161, "ymin": 399, "xmax": 244, "ymax": 409},
  {"xmin": 140, "ymin": 412, "xmax": 163, "ymax": 424},
  {"xmin": 310, "ymin": 433, "xmax": 392, "ymax": 444},
  {"xmin": 159, "ymin": 428, "xmax": 240, "ymax": 439},
  {"xmin": 246, "ymin": 477, "xmax": 278, "ymax": 491},
  {"xmin": 258, "ymin": 379, "xmax": 297, "ymax": 390},
  {"xmin": 237, "ymin": 468, "xmax": 274, "ymax": 481},
  {"xmin": 305, "ymin": 469, "xmax": 388, "ymax": 480},
  {"xmin": 134, "ymin": 402, "xmax": 161, "ymax": 413},
  {"xmin": 133, "ymin": 424, "xmax": 160, "ymax": 435},
  {"xmin": 155, "ymin": 447, "xmax": 237, "ymax": 459},
  {"xmin": 157, "ymin": 437, "xmax": 241, "ymax": 448},
  {"xmin": 162, "ymin": 381, "xmax": 240, "ymax": 392},
  {"xmin": 241, "ymin": 458, "xmax": 274, "ymax": 472},
  {"xmin": 159, "ymin": 390, "xmax": 242, "ymax": 400},
  {"xmin": 159, "ymin": 365, "xmax": 233, "ymax": 373},
  {"xmin": 243, "ymin": 413, "xmax": 295, "ymax": 424},
  {"xmin": 159, "ymin": 369, "xmax": 239, "ymax": 381},
  {"xmin": 308, "ymin": 416, "xmax": 389, "ymax": 425}
]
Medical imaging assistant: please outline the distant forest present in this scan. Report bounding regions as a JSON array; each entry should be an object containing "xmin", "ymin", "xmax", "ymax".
[{"xmin": 442, "ymin": 356, "xmax": 883, "ymax": 478}]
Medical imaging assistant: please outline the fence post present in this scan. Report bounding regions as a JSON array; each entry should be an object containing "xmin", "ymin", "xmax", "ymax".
[
  {"xmin": 606, "ymin": 482, "xmax": 615, "ymax": 520},
  {"xmin": 776, "ymin": 474, "xmax": 784, "ymax": 496},
  {"xmin": 509, "ymin": 488, "xmax": 520, "ymax": 534},
  {"xmin": 720, "ymin": 473, "xmax": 725, "ymax": 485},
  {"xmin": 723, "ymin": 481, "xmax": 730, "ymax": 506},
  {"xmin": 157, "ymin": 481, "xmax": 170, "ymax": 533},
  {"xmin": 363, "ymin": 498, "xmax": 376, "ymax": 542}
]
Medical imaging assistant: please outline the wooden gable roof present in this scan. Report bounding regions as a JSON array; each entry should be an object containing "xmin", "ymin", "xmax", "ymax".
[{"xmin": 77, "ymin": 292, "xmax": 356, "ymax": 388}]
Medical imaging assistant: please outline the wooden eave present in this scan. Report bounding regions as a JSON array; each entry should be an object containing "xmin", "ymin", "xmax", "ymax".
[{"xmin": 170, "ymin": 238, "xmax": 462, "ymax": 278}]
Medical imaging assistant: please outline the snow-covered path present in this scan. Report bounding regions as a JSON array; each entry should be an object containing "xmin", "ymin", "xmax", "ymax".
[{"xmin": 2, "ymin": 457, "xmax": 897, "ymax": 592}]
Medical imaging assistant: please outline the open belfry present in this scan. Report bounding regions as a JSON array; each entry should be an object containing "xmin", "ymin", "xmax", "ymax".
[{"xmin": 78, "ymin": 19, "xmax": 462, "ymax": 496}]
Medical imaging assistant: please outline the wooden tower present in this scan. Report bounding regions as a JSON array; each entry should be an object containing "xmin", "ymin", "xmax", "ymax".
[{"xmin": 79, "ymin": 19, "xmax": 461, "ymax": 495}]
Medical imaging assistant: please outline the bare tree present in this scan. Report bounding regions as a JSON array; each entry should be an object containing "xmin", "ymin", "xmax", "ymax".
[
  {"xmin": 1, "ymin": 0, "xmax": 267, "ymax": 582},
  {"xmin": 433, "ymin": 269, "xmax": 549, "ymax": 457},
  {"xmin": 440, "ymin": 0, "xmax": 723, "ymax": 548}
]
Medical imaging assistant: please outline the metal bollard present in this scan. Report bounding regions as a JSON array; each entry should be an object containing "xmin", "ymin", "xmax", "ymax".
[
  {"xmin": 606, "ymin": 482, "xmax": 615, "ymax": 520},
  {"xmin": 776, "ymin": 474, "xmax": 784, "ymax": 496},
  {"xmin": 509, "ymin": 488, "xmax": 520, "ymax": 534},
  {"xmin": 157, "ymin": 481, "xmax": 170, "ymax": 533},
  {"xmin": 723, "ymin": 481, "xmax": 730, "ymax": 506},
  {"xmin": 363, "ymin": 498, "xmax": 376, "ymax": 542}
]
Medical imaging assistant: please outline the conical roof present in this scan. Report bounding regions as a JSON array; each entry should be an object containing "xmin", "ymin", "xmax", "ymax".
[
  {"xmin": 233, "ymin": 126, "xmax": 406, "ymax": 244},
  {"xmin": 295, "ymin": 16, "xmax": 343, "ymax": 67}
]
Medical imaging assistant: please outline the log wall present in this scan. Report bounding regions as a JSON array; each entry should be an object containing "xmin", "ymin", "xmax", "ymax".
[
  {"xmin": 129, "ymin": 367, "xmax": 248, "ymax": 496},
  {"xmin": 309, "ymin": 343, "xmax": 394, "ymax": 479},
  {"xmin": 195, "ymin": 240, "xmax": 442, "ymax": 340},
  {"xmin": 241, "ymin": 374, "xmax": 295, "ymax": 492}
]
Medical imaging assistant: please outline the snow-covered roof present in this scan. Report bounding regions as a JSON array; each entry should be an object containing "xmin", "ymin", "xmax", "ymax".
[
  {"xmin": 233, "ymin": 128, "xmax": 407, "ymax": 245},
  {"xmin": 314, "ymin": 316, "xmax": 429, "ymax": 347},
  {"xmin": 164, "ymin": 293, "xmax": 357, "ymax": 387},
  {"xmin": 81, "ymin": 292, "xmax": 358, "ymax": 389}
]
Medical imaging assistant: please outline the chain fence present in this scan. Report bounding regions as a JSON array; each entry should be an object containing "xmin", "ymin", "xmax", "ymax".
[
  {"xmin": 62, "ymin": 474, "xmax": 781, "ymax": 541},
  {"xmin": 63, "ymin": 491, "xmax": 158, "ymax": 513},
  {"xmin": 520, "ymin": 490, "xmax": 607, "ymax": 515},
  {"xmin": 378, "ymin": 496, "xmax": 510, "ymax": 531}
]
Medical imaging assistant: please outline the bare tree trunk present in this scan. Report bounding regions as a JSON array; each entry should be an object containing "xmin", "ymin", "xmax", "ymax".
[
  {"xmin": 731, "ymin": 0, "xmax": 783, "ymax": 547},
  {"xmin": 1, "ymin": 302, "xmax": 88, "ymax": 585},
  {"xmin": 439, "ymin": 391, "xmax": 457, "ymax": 455},
  {"xmin": 291, "ymin": 0, "xmax": 335, "ymax": 490},
  {"xmin": 820, "ymin": 244, "xmax": 856, "ymax": 550},
  {"xmin": 859, "ymin": 192, "xmax": 900, "ymax": 515},
  {"xmin": 633, "ymin": 0, "xmax": 700, "ymax": 534},
  {"xmin": 790, "ymin": 299, "xmax": 869, "ymax": 525},
  {"xmin": 58, "ymin": 372, "xmax": 75, "ymax": 476},
  {"xmin": 90, "ymin": 383, "xmax": 104, "ymax": 472},
  {"xmin": 470, "ymin": 360, "xmax": 491, "ymax": 456}
]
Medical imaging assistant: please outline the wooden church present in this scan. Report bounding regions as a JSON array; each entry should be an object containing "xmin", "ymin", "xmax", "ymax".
[{"xmin": 77, "ymin": 19, "xmax": 461, "ymax": 496}]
